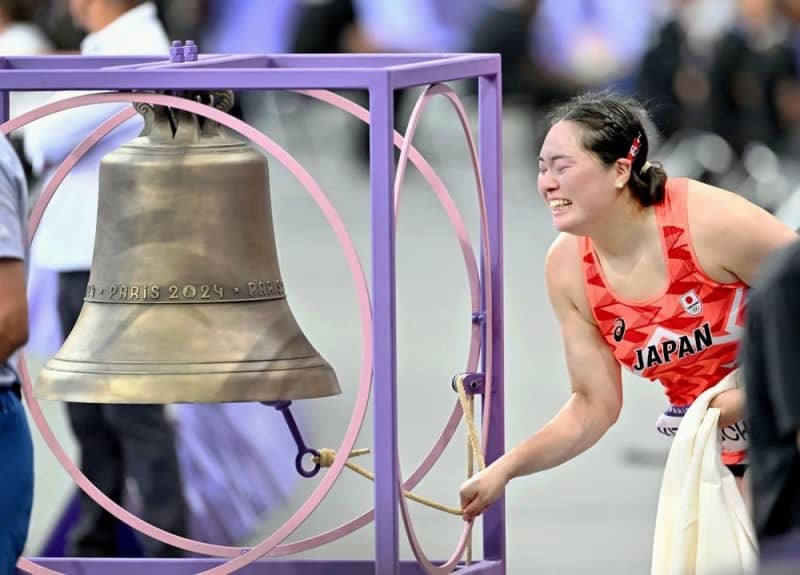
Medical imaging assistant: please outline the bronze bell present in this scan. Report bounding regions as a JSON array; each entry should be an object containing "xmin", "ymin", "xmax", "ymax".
[{"xmin": 37, "ymin": 93, "xmax": 341, "ymax": 404}]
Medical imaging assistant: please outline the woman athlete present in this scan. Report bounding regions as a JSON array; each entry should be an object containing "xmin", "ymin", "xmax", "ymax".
[{"xmin": 460, "ymin": 92, "xmax": 798, "ymax": 522}]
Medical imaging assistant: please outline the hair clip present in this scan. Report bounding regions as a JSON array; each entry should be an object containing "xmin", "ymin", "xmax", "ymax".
[{"xmin": 626, "ymin": 132, "xmax": 642, "ymax": 162}]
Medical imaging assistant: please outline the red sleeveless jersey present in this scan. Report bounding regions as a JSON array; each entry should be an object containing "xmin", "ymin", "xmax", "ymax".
[{"xmin": 580, "ymin": 178, "xmax": 747, "ymax": 406}]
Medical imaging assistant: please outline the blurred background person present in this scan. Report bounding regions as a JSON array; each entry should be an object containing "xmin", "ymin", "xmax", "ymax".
[
  {"xmin": 289, "ymin": 0, "xmax": 483, "ymax": 165},
  {"xmin": 637, "ymin": 0, "xmax": 736, "ymax": 140},
  {"xmin": 531, "ymin": 0, "xmax": 656, "ymax": 94},
  {"xmin": 0, "ymin": 132, "xmax": 34, "ymax": 575},
  {"xmin": 0, "ymin": 0, "xmax": 53, "ymax": 183},
  {"xmin": 0, "ymin": 0, "xmax": 51, "ymax": 54},
  {"xmin": 709, "ymin": 0, "xmax": 800, "ymax": 159},
  {"xmin": 195, "ymin": 0, "xmax": 297, "ymax": 122},
  {"xmin": 467, "ymin": 0, "xmax": 585, "ymax": 148},
  {"xmin": 741, "ymin": 239, "xmax": 800, "ymax": 572},
  {"xmin": 23, "ymin": 0, "xmax": 186, "ymax": 558}
]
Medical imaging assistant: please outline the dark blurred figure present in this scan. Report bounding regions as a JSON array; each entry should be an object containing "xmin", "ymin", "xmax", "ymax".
[
  {"xmin": 291, "ymin": 0, "xmax": 355, "ymax": 55},
  {"xmin": 467, "ymin": 0, "xmax": 580, "ymax": 107},
  {"xmin": 33, "ymin": 0, "xmax": 84, "ymax": 50},
  {"xmin": 636, "ymin": 0, "xmax": 734, "ymax": 139},
  {"xmin": 290, "ymin": 0, "xmax": 482, "ymax": 165},
  {"xmin": 289, "ymin": 0, "xmax": 396, "ymax": 165},
  {"xmin": 772, "ymin": 0, "xmax": 800, "ymax": 157},
  {"xmin": 741, "ymin": 239, "xmax": 800, "ymax": 572},
  {"xmin": 709, "ymin": 0, "xmax": 800, "ymax": 157},
  {"xmin": 0, "ymin": 0, "xmax": 51, "ymax": 53},
  {"xmin": 153, "ymin": 0, "xmax": 207, "ymax": 41},
  {"xmin": 291, "ymin": 0, "xmax": 365, "ymax": 162}
]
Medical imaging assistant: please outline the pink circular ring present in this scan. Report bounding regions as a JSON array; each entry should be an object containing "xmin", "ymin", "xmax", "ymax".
[
  {"xmin": 4, "ymin": 92, "xmax": 374, "ymax": 575},
  {"xmin": 393, "ymin": 84, "xmax": 493, "ymax": 574},
  {"xmin": 268, "ymin": 90, "xmax": 486, "ymax": 556}
]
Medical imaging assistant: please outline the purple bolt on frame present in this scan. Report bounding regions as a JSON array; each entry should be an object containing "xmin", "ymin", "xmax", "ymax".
[{"xmin": 169, "ymin": 40, "xmax": 185, "ymax": 63}]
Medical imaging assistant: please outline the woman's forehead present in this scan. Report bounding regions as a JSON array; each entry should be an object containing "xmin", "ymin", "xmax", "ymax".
[{"xmin": 539, "ymin": 121, "xmax": 584, "ymax": 159}]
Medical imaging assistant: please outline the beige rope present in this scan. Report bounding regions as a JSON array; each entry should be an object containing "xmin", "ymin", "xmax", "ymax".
[
  {"xmin": 465, "ymin": 384, "xmax": 475, "ymax": 565},
  {"xmin": 314, "ymin": 447, "xmax": 465, "ymax": 515},
  {"xmin": 454, "ymin": 374, "xmax": 488, "ymax": 565},
  {"xmin": 313, "ymin": 374, "xmax": 486, "ymax": 518},
  {"xmin": 455, "ymin": 374, "xmax": 486, "ymax": 471}
]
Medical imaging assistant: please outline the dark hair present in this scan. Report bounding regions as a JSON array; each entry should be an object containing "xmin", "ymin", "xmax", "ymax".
[
  {"xmin": 546, "ymin": 92, "xmax": 668, "ymax": 207},
  {"xmin": 0, "ymin": 0, "xmax": 39, "ymax": 21}
]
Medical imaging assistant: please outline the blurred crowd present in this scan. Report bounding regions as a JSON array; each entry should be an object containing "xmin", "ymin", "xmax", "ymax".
[{"xmin": 6, "ymin": 0, "xmax": 800, "ymax": 210}]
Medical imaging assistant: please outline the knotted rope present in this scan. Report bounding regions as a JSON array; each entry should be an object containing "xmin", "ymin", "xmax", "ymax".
[{"xmin": 313, "ymin": 374, "xmax": 486, "ymax": 517}]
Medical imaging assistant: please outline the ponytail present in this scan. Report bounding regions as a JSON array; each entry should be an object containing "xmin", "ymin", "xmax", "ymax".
[{"xmin": 628, "ymin": 161, "xmax": 667, "ymax": 207}]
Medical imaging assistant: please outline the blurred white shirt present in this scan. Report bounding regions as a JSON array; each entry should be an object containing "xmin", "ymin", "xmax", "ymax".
[
  {"xmin": 0, "ymin": 22, "xmax": 51, "ymax": 55},
  {"xmin": 24, "ymin": 1, "xmax": 169, "ymax": 271},
  {"xmin": 2, "ymin": 22, "xmax": 54, "ymax": 128}
]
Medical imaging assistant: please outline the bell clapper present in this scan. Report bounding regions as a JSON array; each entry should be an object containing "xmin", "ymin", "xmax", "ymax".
[{"xmin": 263, "ymin": 400, "xmax": 322, "ymax": 478}]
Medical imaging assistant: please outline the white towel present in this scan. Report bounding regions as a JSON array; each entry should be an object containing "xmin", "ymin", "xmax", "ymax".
[{"xmin": 651, "ymin": 371, "xmax": 759, "ymax": 575}]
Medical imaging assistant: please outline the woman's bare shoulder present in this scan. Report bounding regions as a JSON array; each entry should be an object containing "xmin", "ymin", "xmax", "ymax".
[
  {"xmin": 686, "ymin": 179, "xmax": 797, "ymax": 284},
  {"xmin": 545, "ymin": 233, "xmax": 594, "ymax": 320},
  {"xmin": 545, "ymin": 233, "xmax": 581, "ymax": 281}
]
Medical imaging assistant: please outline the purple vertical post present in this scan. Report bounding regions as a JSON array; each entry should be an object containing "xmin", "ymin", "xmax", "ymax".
[
  {"xmin": 370, "ymin": 72, "xmax": 399, "ymax": 574},
  {"xmin": 479, "ymin": 63, "xmax": 506, "ymax": 571},
  {"xmin": 0, "ymin": 90, "xmax": 8, "ymax": 125},
  {"xmin": 0, "ymin": 58, "xmax": 9, "ymax": 124}
]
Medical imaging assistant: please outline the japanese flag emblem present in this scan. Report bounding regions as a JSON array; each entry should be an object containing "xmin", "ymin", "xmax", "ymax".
[{"xmin": 680, "ymin": 290, "xmax": 702, "ymax": 316}]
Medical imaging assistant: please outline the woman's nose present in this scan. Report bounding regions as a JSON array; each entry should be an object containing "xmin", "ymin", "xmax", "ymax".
[{"xmin": 538, "ymin": 172, "xmax": 557, "ymax": 193}]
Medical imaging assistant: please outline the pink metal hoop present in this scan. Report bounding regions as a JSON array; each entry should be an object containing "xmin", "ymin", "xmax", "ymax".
[
  {"xmin": 269, "ymin": 90, "xmax": 486, "ymax": 558},
  {"xmin": 393, "ymin": 84, "xmax": 493, "ymax": 574},
  {"xmin": 5, "ymin": 92, "xmax": 373, "ymax": 575}
]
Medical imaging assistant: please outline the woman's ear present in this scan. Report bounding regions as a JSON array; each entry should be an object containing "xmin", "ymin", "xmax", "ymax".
[{"xmin": 615, "ymin": 158, "xmax": 633, "ymax": 186}]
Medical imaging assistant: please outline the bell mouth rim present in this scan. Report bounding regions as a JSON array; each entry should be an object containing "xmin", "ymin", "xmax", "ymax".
[
  {"xmin": 43, "ymin": 355, "xmax": 333, "ymax": 371},
  {"xmin": 36, "ymin": 361, "xmax": 342, "ymax": 404},
  {"xmin": 112, "ymin": 142, "xmax": 256, "ymax": 153}
]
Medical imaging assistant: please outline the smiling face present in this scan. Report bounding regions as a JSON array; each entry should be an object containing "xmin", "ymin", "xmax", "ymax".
[{"xmin": 537, "ymin": 120, "xmax": 622, "ymax": 234}]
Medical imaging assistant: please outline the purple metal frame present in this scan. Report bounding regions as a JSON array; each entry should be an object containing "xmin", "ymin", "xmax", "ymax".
[{"xmin": 0, "ymin": 52, "xmax": 504, "ymax": 575}]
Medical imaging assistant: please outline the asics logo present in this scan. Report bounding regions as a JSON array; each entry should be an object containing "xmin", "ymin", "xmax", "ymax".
[{"xmin": 612, "ymin": 318, "xmax": 626, "ymax": 342}]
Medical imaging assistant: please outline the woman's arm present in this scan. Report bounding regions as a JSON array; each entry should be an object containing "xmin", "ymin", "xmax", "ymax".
[
  {"xmin": 460, "ymin": 236, "xmax": 622, "ymax": 520},
  {"xmin": 0, "ymin": 151, "xmax": 28, "ymax": 363},
  {"xmin": 495, "ymin": 237, "xmax": 623, "ymax": 478},
  {"xmin": 709, "ymin": 378, "xmax": 746, "ymax": 428},
  {"xmin": 0, "ymin": 259, "xmax": 27, "ymax": 363}
]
